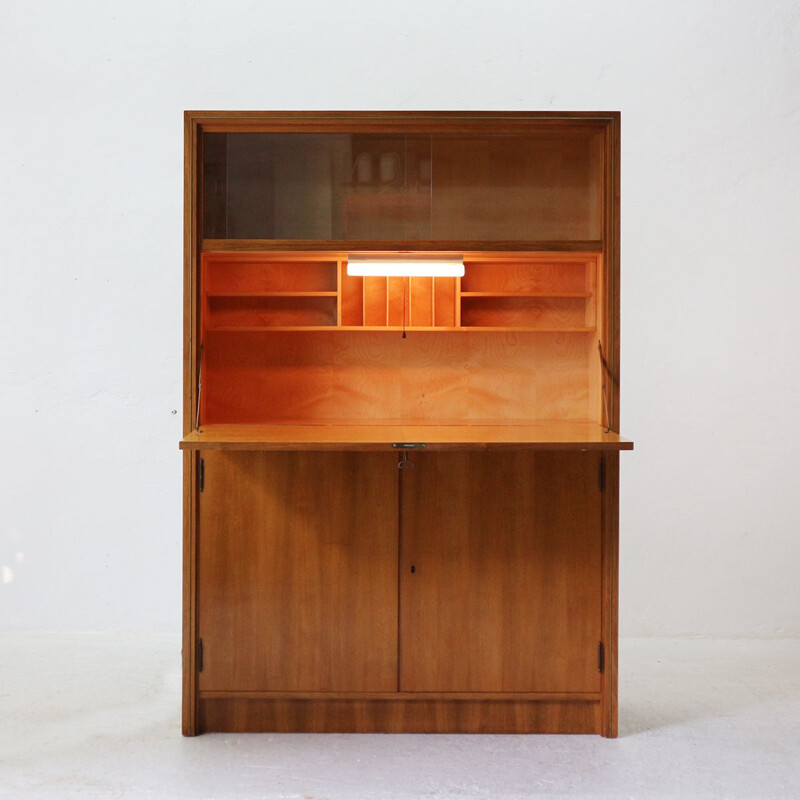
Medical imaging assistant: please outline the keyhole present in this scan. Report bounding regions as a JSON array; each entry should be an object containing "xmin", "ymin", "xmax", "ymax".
[{"xmin": 410, "ymin": 565, "xmax": 416, "ymax": 574}]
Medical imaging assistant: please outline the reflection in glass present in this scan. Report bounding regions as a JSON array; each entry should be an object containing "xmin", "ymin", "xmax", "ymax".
[{"xmin": 203, "ymin": 129, "xmax": 603, "ymax": 242}]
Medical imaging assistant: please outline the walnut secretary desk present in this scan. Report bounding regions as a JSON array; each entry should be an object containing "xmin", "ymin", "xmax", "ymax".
[{"xmin": 180, "ymin": 111, "xmax": 632, "ymax": 737}]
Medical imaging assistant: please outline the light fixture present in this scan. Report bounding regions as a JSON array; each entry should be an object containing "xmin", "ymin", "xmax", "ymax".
[{"xmin": 347, "ymin": 256, "xmax": 465, "ymax": 278}]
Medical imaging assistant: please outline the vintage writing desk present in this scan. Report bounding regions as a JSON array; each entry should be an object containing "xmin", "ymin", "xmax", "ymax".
[{"xmin": 180, "ymin": 111, "xmax": 632, "ymax": 736}]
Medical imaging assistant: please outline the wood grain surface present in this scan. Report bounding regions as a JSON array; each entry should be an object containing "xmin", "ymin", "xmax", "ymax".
[
  {"xmin": 197, "ymin": 451, "xmax": 398, "ymax": 692},
  {"xmin": 198, "ymin": 697, "xmax": 601, "ymax": 734},
  {"xmin": 183, "ymin": 111, "xmax": 625, "ymax": 737},
  {"xmin": 180, "ymin": 421, "xmax": 633, "ymax": 450},
  {"xmin": 399, "ymin": 451, "xmax": 603, "ymax": 693},
  {"xmin": 200, "ymin": 330, "xmax": 598, "ymax": 423}
]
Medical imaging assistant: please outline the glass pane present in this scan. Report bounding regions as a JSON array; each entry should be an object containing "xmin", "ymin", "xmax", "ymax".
[
  {"xmin": 203, "ymin": 133, "xmax": 432, "ymax": 240},
  {"xmin": 430, "ymin": 132, "xmax": 603, "ymax": 241},
  {"xmin": 342, "ymin": 134, "xmax": 433, "ymax": 240},
  {"xmin": 202, "ymin": 129, "xmax": 603, "ymax": 241}
]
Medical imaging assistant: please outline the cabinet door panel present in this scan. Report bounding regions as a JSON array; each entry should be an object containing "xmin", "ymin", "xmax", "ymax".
[
  {"xmin": 198, "ymin": 451, "xmax": 398, "ymax": 692},
  {"xmin": 400, "ymin": 451, "xmax": 602, "ymax": 693}
]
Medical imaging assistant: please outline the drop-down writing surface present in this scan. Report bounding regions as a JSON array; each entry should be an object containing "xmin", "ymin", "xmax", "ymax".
[{"xmin": 180, "ymin": 422, "xmax": 633, "ymax": 451}]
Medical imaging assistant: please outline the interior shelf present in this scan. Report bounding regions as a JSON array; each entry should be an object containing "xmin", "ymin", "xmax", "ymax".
[
  {"xmin": 206, "ymin": 295, "xmax": 337, "ymax": 329},
  {"xmin": 207, "ymin": 325, "xmax": 597, "ymax": 333},
  {"xmin": 201, "ymin": 251, "xmax": 601, "ymax": 333},
  {"xmin": 206, "ymin": 291, "xmax": 338, "ymax": 297},
  {"xmin": 180, "ymin": 422, "xmax": 633, "ymax": 451},
  {"xmin": 201, "ymin": 239, "xmax": 606, "ymax": 253},
  {"xmin": 460, "ymin": 291, "xmax": 592, "ymax": 298}
]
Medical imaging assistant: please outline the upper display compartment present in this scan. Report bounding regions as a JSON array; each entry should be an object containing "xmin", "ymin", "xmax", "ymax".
[{"xmin": 202, "ymin": 129, "xmax": 605, "ymax": 244}]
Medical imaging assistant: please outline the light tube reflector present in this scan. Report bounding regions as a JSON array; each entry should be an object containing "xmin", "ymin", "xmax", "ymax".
[{"xmin": 347, "ymin": 257, "xmax": 464, "ymax": 278}]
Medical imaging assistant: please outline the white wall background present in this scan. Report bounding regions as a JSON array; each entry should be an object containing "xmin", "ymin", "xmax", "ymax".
[{"xmin": 1, "ymin": 0, "xmax": 798, "ymax": 636}]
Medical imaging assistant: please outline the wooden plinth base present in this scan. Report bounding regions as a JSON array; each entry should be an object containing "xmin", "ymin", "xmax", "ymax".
[{"xmin": 197, "ymin": 697, "xmax": 603, "ymax": 735}]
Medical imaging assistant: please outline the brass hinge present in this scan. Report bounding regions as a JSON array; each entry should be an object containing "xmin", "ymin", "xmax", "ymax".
[
  {"xmin": 198, "ymin": 458, "xmax": 205, "ymax": 492},
  {"xmin": 197, "ymin": 638, "xmax": 204, "ymax": 672},
  {"xmin": 598, "ymin": 641, "xmax": 605, "ymax": 673}
]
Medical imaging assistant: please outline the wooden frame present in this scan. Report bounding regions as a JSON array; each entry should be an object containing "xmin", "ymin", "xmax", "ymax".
[{"xmin": 182, "ymin": 111, "xmax": 627, "ymax": 736}]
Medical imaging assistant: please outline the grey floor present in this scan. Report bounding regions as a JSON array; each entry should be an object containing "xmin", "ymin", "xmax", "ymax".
[{"xmin": 1, "ymin": 634, "xmax": 798, "ymax": 799}]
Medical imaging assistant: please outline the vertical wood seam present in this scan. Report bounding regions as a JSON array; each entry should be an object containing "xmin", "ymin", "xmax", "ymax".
[{"xmin": 397, "ymin": 456, "xmax": 403, "ymax": 693}]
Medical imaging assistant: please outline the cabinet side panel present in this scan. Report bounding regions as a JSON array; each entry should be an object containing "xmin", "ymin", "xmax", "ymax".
[
  {"xmin": 601, "ymin": 114, "xmax": 621, "ymax": 737},
  {"xmin": 197, "ymin": 451, "xmax": 398, "ymax": 692},
  {"xmin": 182, "ymin": 449, "xmax": 197, "ymax": 735},
  {"xmin": 606, "ymin": 113, "xmax": 621, "ymax": 430},
  {"xmin": 182, "ymin": 113, "xmax": 201, "ymax": 736},
  {"xmin": 601, "ymin": 452, "xmax": 620, "ymax": 737}
]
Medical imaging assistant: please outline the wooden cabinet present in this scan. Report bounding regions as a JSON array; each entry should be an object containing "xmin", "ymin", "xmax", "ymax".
[{"xmin": 181, "ymin": 111, "xmax": 631, "ymax": 736}]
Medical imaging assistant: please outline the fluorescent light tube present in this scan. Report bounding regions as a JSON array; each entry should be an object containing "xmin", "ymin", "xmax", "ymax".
[{"xmin": 347, "ymin": 257, "xmax": 465, "ymax": 278}]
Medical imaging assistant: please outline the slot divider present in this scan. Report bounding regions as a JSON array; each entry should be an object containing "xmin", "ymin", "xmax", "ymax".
[
  {"xmin": 362, "ymin": 272, "xmax": 367, "ymax": 327},
  {"xmin": 406, "ymin": 277, "xmax": 410, "ymax": 329},
  {"xmin": 337, "ymin": 259, "xmax": 343, "ymax": 327},
  {"xmin": 456, "ymin": 273, "xmax": 462, "ymax": 327}
]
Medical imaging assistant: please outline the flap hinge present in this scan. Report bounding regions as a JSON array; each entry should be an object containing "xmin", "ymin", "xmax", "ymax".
[
  {"xmin": 198, "ymin": 458, "xmax": 205, "ymax": 492},
  {"xmin": 197, "ymin": 638, "xmax": 204, "ymax": 672},
  {"xmin": 598, "ymin": 641, "xmax": 605, "ymax": 673}
]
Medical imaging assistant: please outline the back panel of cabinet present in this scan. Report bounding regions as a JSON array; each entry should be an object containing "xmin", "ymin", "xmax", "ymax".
[{"xmin": 198, "ymin": 252, "xmax": 605, "ymax": 426}]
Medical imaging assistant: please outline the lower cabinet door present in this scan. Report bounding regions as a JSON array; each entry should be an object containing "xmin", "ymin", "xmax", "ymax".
[
  {"xmin": 197, "ymin": 451, "xmax": 398, "ymax": 692},
  {"xmin": 399, "ymin": 451, "xmax": 603, "ymax": 693}
]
